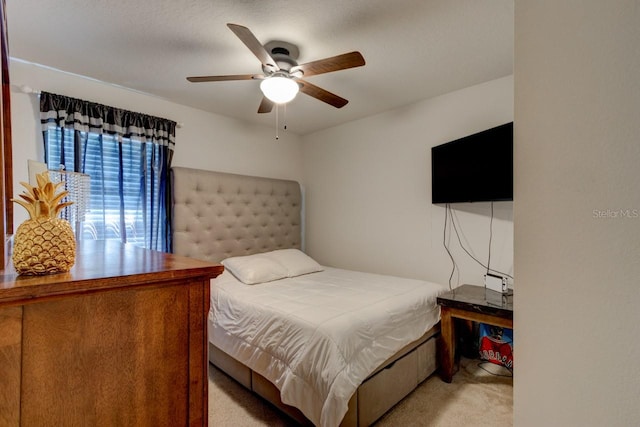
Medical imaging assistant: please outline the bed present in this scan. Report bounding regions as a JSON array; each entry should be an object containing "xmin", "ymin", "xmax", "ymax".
[{"xmin": 171, "ymin": 167, "xmax": 445, "ymax": 427}]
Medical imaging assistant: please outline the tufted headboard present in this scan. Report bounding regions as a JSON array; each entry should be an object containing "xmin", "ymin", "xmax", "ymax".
[{"xmin": 171, "ymin": 167, "xmax": 302, "ymax": 263}]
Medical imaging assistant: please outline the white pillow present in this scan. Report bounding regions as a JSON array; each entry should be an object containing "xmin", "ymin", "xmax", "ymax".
[
  {"xmin": 264, "ymin": 249, "xmax": 323, "ymax": 277},
  {"xmin": 222, "ymin": 254, "xmax": 288, "ymax": 285}
]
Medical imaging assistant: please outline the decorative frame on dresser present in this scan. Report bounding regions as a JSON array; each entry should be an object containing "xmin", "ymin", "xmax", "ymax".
[{"xmin": 0, "ymin": 240, "xmax": 223, "ymax": 426}]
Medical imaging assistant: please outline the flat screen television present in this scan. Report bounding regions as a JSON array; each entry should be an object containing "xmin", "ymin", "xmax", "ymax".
[{"xmin": 431, "ymin": 122, "xmax": 513, "ymax": 203}]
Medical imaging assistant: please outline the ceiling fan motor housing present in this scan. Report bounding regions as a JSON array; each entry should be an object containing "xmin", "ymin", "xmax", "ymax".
[{"xmin": 262, "ymin": 41, "xmax": 302, "ymax": 77}]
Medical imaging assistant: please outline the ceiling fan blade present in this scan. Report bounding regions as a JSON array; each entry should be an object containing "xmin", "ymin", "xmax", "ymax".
[
  {"xmin": 258, "ymin": 97, "xmax": 274, "ymax": 114},
  {"xmin": 293, "ymin": 51, "xmax": 365, "ymax": 77},
  {"xmin": 227, "ymin": 23, "xmax": 279, "ymax": 71},
  {"xmin": 186, "ymin": 74, "xmax": 261, "ymax": 83},
  {"xmin": 298, "ymin": 79, "xmax": 349, "ymax": 108}
]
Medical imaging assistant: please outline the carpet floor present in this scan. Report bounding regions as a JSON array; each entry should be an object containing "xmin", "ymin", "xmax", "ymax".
[{"xmin": 208, "ymin": 357, "xmax": 513, "ymax": 426}]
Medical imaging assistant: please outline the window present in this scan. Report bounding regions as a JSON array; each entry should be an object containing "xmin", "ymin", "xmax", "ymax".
[
  {"xmin": 44, "ymin": 128, "xmax": 169, "ymax": 251},
  {"xmin": 39, "ymin": 92, "xmax": 176, "ymax": 253}
]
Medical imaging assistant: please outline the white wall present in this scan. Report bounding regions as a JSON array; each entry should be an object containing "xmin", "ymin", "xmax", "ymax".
[
  {"xmin": 515, "ymin": 1, "xmax": 640, "ymax": 426},
  {"xmin": 9, "ymin": 62, "xmax": 513, "ymax": 289},
  {"xmin": 9, "ymin": 59, "xmax": 304, "ymax": 226},
  {"xmin": 302, "ymin": 76, "xmax": 513, "ymax": 286}
]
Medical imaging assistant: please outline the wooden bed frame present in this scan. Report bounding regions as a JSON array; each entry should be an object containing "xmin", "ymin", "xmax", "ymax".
[{"xmin": 171, "ymin": 167, "xmax": 440, "ymax": 426}]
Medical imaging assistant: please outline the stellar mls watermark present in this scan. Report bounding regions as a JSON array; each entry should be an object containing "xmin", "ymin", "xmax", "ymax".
[{"xmin": 593, "ymin": 208, "xmax": 639, "ymax": 219}]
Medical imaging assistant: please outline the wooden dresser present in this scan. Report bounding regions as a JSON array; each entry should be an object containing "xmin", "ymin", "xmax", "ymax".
[{"xmin": 0, "ymin": 240, "xmax": 223, "ymax": 427}]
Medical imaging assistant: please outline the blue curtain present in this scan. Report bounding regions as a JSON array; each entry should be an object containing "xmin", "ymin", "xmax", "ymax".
[{"xmin": 39, "ymin": 92, "xmax": 176, "ymax": 252}]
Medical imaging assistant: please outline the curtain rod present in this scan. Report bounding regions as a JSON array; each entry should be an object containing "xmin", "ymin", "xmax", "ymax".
[{"xmin": 13, "ymin": 84, "xmax": 184, "ymax": 128}]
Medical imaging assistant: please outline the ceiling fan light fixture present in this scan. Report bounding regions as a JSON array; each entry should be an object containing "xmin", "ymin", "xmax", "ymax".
[{"xmin": 260, "ymin": 75, "xmax": 299, "ymax": 104}]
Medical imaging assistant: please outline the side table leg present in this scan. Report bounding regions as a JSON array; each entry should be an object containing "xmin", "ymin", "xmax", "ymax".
[{"xmin": 439, "ymin": 308, "xmax": 456, "ymax": 383}]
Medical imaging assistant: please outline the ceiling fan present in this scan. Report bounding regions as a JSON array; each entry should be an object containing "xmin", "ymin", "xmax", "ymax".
[{"xmin": 186, "ymin": 23, "xmax": 366, "ymax": 114}]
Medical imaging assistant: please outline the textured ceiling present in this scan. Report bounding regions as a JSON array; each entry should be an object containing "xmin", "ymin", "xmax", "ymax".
[{"xmin": 7, "ymin": 0, "xmax": 513, "ymax": 135}]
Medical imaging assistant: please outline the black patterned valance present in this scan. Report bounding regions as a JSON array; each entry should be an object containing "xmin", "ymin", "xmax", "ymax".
[{"xmin": 39, "ymin": 91, "xmax": 176, "ymax": 149}]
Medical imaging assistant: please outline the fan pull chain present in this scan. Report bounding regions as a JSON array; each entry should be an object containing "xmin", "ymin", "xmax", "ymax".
[
  {"xmin": 283, "ymin": 103, "xmax": 288, "ymax": 131},
  {"xmin": 274, "ymin": 104, "xmax": 289, "ymax": 140},
  {"xmin": 275, "ymin": 104, "xmax": 279, "ymax": 140}
]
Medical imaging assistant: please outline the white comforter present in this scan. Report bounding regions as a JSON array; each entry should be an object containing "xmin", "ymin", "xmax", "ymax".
[{"xmin": 208, "ymin": 267, "xmax": 445, "ymax": 427}]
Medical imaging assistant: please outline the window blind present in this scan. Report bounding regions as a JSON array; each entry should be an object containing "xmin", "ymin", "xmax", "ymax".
[{"xmin": 45, "ymin": 127, "xmax": 164, "ymax": 248}]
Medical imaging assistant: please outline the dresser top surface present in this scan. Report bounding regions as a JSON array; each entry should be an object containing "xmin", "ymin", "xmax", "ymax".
[{"xmin": 0, "ymin": 240, "xmax": 223, "ymax": 305}]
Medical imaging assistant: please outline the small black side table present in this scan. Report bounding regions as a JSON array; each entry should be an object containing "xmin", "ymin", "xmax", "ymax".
[{"xmin": 437, "ymin": 284, "xmax": 513, "ymax": 382}]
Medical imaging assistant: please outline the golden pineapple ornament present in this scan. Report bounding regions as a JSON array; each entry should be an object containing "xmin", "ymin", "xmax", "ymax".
[{"xmin": 11, "ymin": 172, "xmax": 76, "ymax": 275}]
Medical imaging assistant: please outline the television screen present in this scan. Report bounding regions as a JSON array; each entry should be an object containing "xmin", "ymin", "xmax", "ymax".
[{"xmin": 431, "ymin": 122, "xmax": 513, "ymax": 203}]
